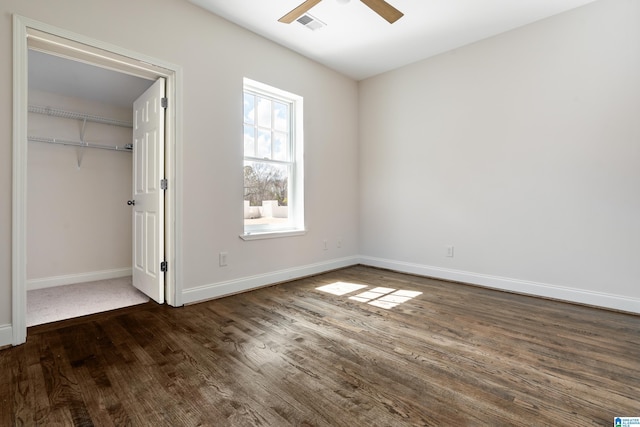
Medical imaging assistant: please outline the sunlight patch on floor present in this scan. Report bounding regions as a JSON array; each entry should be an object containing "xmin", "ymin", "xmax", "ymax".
[
  {"xmin": 315, "ymin": 281, "xmax": 368, "ymax": 295},
  {"xmin": 316, "ymin": 282, "xmax": 422, "ymax": 309}
]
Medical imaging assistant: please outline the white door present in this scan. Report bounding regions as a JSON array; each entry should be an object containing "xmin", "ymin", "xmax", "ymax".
[{"xmin": 132, "ymin": 78, "xmax": 166, "ymax": 304}]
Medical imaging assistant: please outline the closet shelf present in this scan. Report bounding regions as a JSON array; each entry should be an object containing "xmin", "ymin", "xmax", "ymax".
[
  {"xmin": 29, "ymin": 105, "xmax": 133, "ymax": 128},
  {"xmin": 28, "ymin": 136, "xmax": 133, "ymax": 152}
]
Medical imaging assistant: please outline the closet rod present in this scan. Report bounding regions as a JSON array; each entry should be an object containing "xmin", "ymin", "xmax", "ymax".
[
  {"xmin": 28, "ymin": 105, "xmax": 133, "ymax": 128},
  {"xmin": 28, "ymin": 136, "xmax": 133, "ymax": 152}
]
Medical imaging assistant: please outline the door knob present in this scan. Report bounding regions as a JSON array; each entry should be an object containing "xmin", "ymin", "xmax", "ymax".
[{"xmin": 127, "ymin": 200, "xmax": 135, "ymax": 206}]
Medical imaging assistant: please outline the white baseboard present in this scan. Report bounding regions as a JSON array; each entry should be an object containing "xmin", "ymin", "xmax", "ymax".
[
  {"xmin": 0, "ymin": 324, "xmax": 13, "ymax": 349},
  {"xmin": 182, "ymin": 256, "xmax": 360, "ymax": 304},
  {"xmin": 359, "ymin": 256, "xmax": 640, "ymax": 315},
  {"xmin": 27, "ymin": 268, "xmax": 133, "ymax": 291}
]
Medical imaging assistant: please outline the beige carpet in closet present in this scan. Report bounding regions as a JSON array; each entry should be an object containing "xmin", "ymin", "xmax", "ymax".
[{"xmin": 27, "ymin": 276, "xmax": 150, "ymax": 327}]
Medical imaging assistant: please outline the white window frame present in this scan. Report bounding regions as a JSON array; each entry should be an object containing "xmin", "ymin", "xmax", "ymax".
[{"xmin": 241, "ymin": 78, "xmax": 305, "ymax": 240}]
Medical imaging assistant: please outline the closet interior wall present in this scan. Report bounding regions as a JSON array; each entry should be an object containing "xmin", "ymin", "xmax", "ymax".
[{"xmin": 27, "ymin": 89, "xmax": 133, "ymax": 289}]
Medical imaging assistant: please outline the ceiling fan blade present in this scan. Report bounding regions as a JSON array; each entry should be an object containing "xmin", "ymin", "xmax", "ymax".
[
  {"xmin": 278, "ymin": 0, "xmax": 323, "ymax": 23},
  {"xmin": 360, "ymin": 0, "xmax": 404, "ymax": 23}
]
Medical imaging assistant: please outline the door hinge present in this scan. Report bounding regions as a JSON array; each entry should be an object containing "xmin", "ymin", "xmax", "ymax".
[
  {"xmin": 161, "ymin": 261, "xmax": 168, "ymax": 272},
  {"xmin": 161, "ymin": 97, "xmax": 168, "ymax": 109},
  {"xmin": 161, "ymin": 178, "xmax": 168, "ymax": 191}
]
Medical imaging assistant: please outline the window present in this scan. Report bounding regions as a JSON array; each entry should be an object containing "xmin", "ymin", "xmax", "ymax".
[{"xmin": 242, "ymin": 78, "xmax": 304, "ymax": 239}]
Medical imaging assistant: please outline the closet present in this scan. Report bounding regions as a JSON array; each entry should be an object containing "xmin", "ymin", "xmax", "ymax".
[{"xmin": 26, "ymin": 49, "xmax": 154, "ymax": 326}]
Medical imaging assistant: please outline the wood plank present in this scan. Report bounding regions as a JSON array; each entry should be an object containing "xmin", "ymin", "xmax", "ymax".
[{"xmin": 4, "ymin": 265, "xmax": 639, "ymax": 425}]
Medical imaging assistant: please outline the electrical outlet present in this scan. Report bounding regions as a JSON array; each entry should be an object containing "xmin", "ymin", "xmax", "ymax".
[
  {"xmin": 219, "ymin": 251, "xmax": 228, "ymax": 267},
  {"xmin": 337, "ymin": 238, "xmax": 342, "ymax": 248},
  {"xmin": 446, "ymin": 246, "xmax": 454, "ymax": 257},
  {"xmin": 323, "ymin": 239, "xmax": 328, "ymax": 250}
]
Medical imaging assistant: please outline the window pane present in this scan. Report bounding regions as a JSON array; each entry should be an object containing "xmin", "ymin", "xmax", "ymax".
[
  {"xmin": 244, "ymin": 161, "xmax": 290, "ymax": 225},
  {"xmin": 243, "ymin": 93, "xmax": 255, "ymax": 125},
  {"xmin": 257, "ymin": 130, "xmax": 271, "ymax": 158},
  {"xmin": 257, "ymin": 97, "xmax": 272, "ymax": 128},
  {"xmin": 244, "ymin": 126, "xmax": 255, "ymax": 157},
  {"xmin": 273, "ymin": 102, "xmax": 289, "ymax": 132},
  {"xmin": 273, "ymin": 132, "xmax": 288, "ymax": 161}
]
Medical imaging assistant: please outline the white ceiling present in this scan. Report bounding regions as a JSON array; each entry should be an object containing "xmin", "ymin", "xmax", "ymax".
[
  {"xmin": 189, "ymin": 0, "xmax": 597, "ymax": 80},
  {"xmin": 28, "ymin": 50, "xmax": 154, "ymax": 108},
  {"xmin": 27, "ymin": 1, "xmax": 598, "ymax": 106}
]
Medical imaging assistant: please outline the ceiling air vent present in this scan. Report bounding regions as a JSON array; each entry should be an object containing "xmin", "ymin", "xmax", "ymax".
[{"xmin": 296, "ymin": 14, "xmax": 326, "ymax": 31}]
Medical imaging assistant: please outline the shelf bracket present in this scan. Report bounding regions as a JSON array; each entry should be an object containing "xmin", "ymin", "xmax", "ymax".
[{"xmin": 76, "ymin": 118, "xmax": 88, "ymax": 168}]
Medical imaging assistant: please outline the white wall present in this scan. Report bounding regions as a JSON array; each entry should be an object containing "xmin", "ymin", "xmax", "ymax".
[
  {"xmin": 27, "ymin": 90, "xmax": 133, "ymax": 288},
  {"xmin": 0, "ymin": 0, "xmax": 360, "ymax": 336},
  {"xmin": 359, "ymin": 0, "xmax": 640, "ymax": 312}
]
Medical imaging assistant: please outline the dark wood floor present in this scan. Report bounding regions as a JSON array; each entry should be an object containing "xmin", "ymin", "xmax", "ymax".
[{"xmin": 2, "ymin": 265, "xmax": 639, "ymax": 426}]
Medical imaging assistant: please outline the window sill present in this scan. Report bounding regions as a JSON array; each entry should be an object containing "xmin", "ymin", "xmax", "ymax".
[{"xmin": 239, "ymin": 229, "xmax": 307, "ymax": 241}]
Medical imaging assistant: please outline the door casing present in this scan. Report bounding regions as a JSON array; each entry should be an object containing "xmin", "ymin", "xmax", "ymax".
[{"xmin": 12, "ymin": 14, "xmax": 183, "ymax": 345}]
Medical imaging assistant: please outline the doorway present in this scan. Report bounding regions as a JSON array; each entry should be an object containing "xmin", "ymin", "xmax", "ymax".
[
  {"xmin": 26, "ymin": 50, "xmax": 155, "ymax": 326},
  {"xmin": 12, "ymin": 15, "xmax": 182, "ymax": 345}
]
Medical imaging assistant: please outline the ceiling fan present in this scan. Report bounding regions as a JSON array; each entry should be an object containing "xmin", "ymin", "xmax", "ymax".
[{"xmin": 279, "ymin": 0, "xmax": 404, "ymax": 24}]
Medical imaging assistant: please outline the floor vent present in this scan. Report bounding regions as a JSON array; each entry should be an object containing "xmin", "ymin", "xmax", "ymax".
[{"xmin": 297, "ymin": 14, "xmax": 326, "ymax": 31}]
